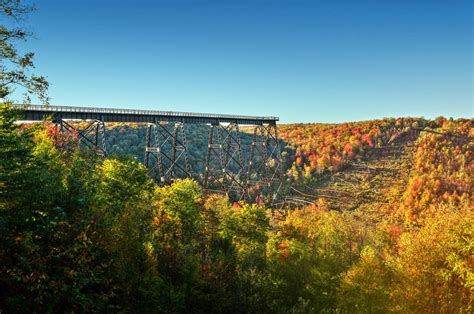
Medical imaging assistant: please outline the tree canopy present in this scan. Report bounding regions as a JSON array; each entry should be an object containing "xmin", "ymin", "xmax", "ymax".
[{"xmin": 0, "ymin": 0, "xmax": 48, "ymax": 103}]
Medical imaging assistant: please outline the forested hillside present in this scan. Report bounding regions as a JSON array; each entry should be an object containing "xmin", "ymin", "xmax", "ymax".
[{"xmin": 1, "ymin": 102, "xmax": 472, "ymax": 312}]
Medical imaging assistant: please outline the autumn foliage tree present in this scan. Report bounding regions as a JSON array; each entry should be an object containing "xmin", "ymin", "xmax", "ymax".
[
  {"xmin": 1, "ymin": 102, "xmax": 473, "ymax": 312},
  {"xmin": 1, "ymin": 0, "xmax": 48, "ymax": 103}
]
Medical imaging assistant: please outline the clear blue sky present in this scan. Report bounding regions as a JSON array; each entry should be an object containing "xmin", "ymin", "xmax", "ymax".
[{"xmin": 18, "ymin": 0, "xmax": 473, "ymax": 123}]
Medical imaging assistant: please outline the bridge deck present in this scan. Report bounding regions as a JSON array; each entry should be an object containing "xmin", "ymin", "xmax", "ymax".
[{"xmin": 16, "ymin": 105, "xmax": 278, "ymax": 125}]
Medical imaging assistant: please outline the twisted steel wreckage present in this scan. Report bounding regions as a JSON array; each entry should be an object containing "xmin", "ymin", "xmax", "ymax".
[{"xmin": 17, "ymin": 105, "xmax": 284, "ymax": 203}]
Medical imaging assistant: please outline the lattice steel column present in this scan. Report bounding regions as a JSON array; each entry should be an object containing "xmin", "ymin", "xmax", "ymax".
[
  {"xmin": 247, "ymin": 123, "xmax": 284, "ymax": 203},
  {"xmin": 203, "ymin": 124, "xmax": 225, "ymax": 193},
  {"xmin": 246, "ymin": 125, "xmax": 268, "ymax": 201},
  {"xmin": 144, "ymin": 122, "xmax": 191, "ymax": 185},
  {"xmin": 55, "ymin": 119, "xmax": 107, "ymax": 157},
  {"xmin": 94, "ymin": 121, "xmax": 107, "ymax": 157},
  {"xmin": 266, "ymin": 123, "xmax": 284, "ymax": 201},
  {"xmin": 203, "ymin": 123, "xmax": 246, "ymax": 202}
]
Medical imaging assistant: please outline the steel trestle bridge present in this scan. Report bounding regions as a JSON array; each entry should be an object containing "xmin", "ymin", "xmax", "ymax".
[
  {"xmin": 18, "ymin": 104, "xmax": 278, "ymax": 125},
  {"xmin": 15, "ymin": 104, "xmax": 284, "ymax": 203}
]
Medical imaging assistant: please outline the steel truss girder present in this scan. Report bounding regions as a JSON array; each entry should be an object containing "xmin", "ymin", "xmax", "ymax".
[
  {"xmin": 55, "ymin": 119, "xmax": 107, "ymax": 157},
  {"xmin": 246, "ymin": 123, "xmax": 284, "ymax": 203},
  {"xmin": 203, "ymin": 123, "xmax": 247, "ymax": 202},
  {"xmin": 144, "ymin": 122, "xmax": 191, "ymax": 185}
]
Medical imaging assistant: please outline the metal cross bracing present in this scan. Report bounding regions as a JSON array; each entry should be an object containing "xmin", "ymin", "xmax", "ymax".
[
  {"xmin": 203, "ymin": 123, "xmax": 247, "ymax": 202},
  {"xmin": 55, "ymin": 119, "xmax": 107, "ymax": 157},
  {"xmin": 144, "ymin": 122, "xmax": 191, "ymax": 185},
  {"xmin": 246, "ymin": 123, "xmax": 285, "ymax": 203}
]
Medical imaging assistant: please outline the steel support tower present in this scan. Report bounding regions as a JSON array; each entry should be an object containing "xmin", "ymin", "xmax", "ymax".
[
  {"xmin": 246, "ymin": 123, "xmax": 284, "ymax": 203},
  {"xmin": 144, "ymin": 122, "xmax": 191, "ymax": 185},
  {"xmin": 203, "ymin": 123, "xmax": 247, "ymax": 202},
  {"xmin": 55, "ymin": 118, "xmax": 107, "ymax": 157}
]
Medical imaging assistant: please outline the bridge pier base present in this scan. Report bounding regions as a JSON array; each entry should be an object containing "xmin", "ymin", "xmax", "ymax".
[
  {"xmin": 203, "ymin": 123, "xmax": 247, "ymax": 202},
  {"xmin": 54, "ymin": 118, "xmax": 107, "ymax": 157},
  {"xmin": 144, "ymin": 122, "xmax": 191, "ymax": 185}
]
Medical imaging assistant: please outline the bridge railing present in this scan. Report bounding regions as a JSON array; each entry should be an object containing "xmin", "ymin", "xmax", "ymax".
[{"xmin": 20, "ymin": 104, "xmax": 278, "ymax": 122}]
